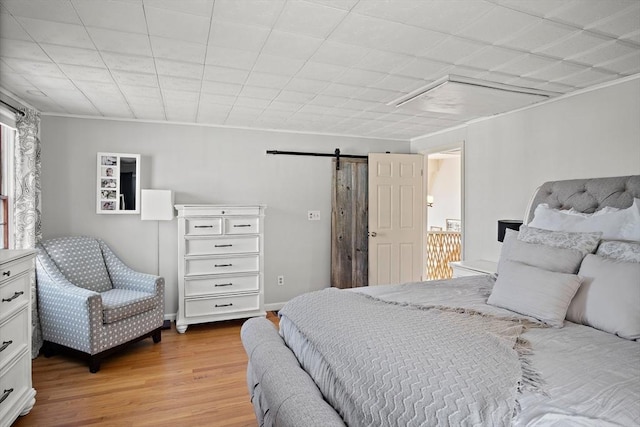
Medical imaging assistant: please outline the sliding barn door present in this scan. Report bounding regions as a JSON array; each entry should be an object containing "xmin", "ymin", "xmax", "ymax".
[
  {"xmin": 368, "ymin": 153, "xmax": 424, "ymax": 286},
  {"xmin": 331, "ymin": 158, "xmax": 368, "ymax": 288}
]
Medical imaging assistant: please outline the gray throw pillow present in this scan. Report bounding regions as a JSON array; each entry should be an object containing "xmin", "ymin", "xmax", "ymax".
[
  {"xmin": 518, "ymin": 225, "xmax": 601, "ymax": 256},
  {"xmin": 595, "ymin": 240, "xmax": 640, "ymax": 263}
]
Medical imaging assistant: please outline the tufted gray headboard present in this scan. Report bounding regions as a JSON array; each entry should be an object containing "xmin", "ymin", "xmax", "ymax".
[{"xmin": 525, "ymin": 175, "xmax": 640, "ymax": 224}]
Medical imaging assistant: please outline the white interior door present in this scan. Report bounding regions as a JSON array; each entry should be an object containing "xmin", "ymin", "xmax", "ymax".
[{"xmin": 368, "ymin": 153, "xmax": 424, "ymax": 286}]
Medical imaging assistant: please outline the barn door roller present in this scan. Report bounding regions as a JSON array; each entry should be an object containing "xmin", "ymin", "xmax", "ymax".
[{"xmin": 266, "ymin": 148, "xmax": 368, "ymax": 170}]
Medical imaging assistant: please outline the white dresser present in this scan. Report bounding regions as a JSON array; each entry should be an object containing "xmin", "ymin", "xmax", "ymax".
[
  {"xmin": 449, "ymin": 260, "xmax": 497, "ymax": 278},
  {"xmin": 175, "ymin": 205, "xmax": 266, "ymax": 333},
  {"xmin": 0, "ymin": 250, "xmax": 36, "ymax": 427}
]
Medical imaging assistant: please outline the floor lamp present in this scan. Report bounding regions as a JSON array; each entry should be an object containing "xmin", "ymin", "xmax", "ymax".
[{"xmin": 141, "ymin": 189, "xmax": 174, "ymax": 329}]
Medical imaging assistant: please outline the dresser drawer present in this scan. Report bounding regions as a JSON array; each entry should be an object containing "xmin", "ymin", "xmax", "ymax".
[
  {"xmin": 185, "ymin": 218, "xmax": 223, "ymax": 236},
  {"xmin": 185, "ymin": 275, "xmax": 259, "ymax": 297},
  {"xmin": 186, "ymin": 255, "xmax": 259, "ymax": 276},
  {"xmin": 185, "ymin": 294, "xmax": 260, "ymax": 317},
  {"xmin": 185, "ymin": 236, "xmax": 259, "ymax": 256},
  {"xmin": 0, "ymin": 309, "xmax": 28, "ymax": 368},
  {"xmin": 0, "ymin": 273, "xmax": 30, "ymax": 323},
  {"xmin": 225, "ymin": 217, "xmax": 259, "ymax": 235},
  {"xmin": 0, "ymin": 259, "xmax": 32, "ymax": 285},
  {"xmin": 0, "ymin": 351, "xmax": 30, "ymax": 422}
]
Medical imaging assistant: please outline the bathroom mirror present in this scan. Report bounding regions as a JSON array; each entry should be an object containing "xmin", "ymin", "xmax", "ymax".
[{"xmin": 96, "ymin": 152, "xmax": 140, "ymax": 214}]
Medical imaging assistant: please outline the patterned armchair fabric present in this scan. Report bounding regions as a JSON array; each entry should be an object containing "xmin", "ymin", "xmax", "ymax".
[{"xmin": 35, "ymin": 236, "xmax": 164, "ymax": 372}]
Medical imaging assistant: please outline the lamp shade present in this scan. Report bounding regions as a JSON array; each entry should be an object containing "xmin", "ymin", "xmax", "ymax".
[
  {"xmin": 141, "ymin": 189, "xmax": 174, "ymax": 221},
  {"xmin": 497, "ymin": 220, "xmax": 523, "ymax": 242}
]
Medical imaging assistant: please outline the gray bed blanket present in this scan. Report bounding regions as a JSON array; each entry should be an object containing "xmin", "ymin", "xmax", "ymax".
[{"xmin": 279, "ymin": 287, "xmax": 536, "ymax": 427}]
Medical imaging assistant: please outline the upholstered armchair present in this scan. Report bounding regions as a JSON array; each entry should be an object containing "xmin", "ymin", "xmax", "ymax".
[{"xmin": 35, "ymin": 236, "xmax": 164, "ymax": 372}]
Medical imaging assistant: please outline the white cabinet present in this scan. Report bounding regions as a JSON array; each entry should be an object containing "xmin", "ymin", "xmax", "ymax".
[
  {"xmin": 175, "ymin": 205, "xmax": 266, "ymax": 333},
  {"xmin": 0, "ymin": 250, "xmax": 36, "ymax": 427},
  {"xmin": 449, "ymin": 260, "xmax": 497, "ymax": 278}
]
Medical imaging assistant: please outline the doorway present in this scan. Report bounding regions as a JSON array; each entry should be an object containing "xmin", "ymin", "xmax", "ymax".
[{"xmin": 425, "ymin": 145, "xmax": 463, "ymax": 280}]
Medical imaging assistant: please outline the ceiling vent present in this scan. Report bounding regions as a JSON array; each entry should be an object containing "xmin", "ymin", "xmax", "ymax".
[{"xmin": 389, "ymin": 75, "xmax": 558, "ymax": 118}]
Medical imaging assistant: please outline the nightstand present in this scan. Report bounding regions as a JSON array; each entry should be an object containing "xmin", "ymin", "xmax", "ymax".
[{"xmin": 449, "ymin": 260, "xmax": 497, "ymax": 278}]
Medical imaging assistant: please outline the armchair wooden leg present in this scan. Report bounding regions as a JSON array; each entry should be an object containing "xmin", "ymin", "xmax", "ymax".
[
  {"xmin": 41, "ymin": 341, "xmax": 55, "ymax": 358},
  {"xmin": 152, "ymin": 328, "xmax": 162, "ymax": 344},
  {"xmin": 89, "ymin": 356, "xmax": 101, "ymax": 373}
]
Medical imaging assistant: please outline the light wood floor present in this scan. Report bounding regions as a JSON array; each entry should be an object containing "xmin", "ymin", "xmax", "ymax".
[{"xmin": 13, "ymin": 313, "xmax": 279, "ymax": 427}]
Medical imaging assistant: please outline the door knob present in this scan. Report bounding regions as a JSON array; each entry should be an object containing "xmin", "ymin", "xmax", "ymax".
[{"xmin": 369, "ymin": 231, "xmax": 377, "ymax": 237}]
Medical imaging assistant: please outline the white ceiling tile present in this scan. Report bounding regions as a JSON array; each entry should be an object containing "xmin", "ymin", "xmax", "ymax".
[
  {"xmin": 371, "ymin": 75, "xmax": 425, "ymax": 93},
  {"xmin": 253, "ymin": 54, "xmax": 304, "ymax": 77},
  {"xmin": 17, "ymin": 17, "xmax": 93, "ymax": 48},
  {"xmin": 268, "ymin": 100, "xmax": 303, "ymax": 112},
  {"xmin": 276, "ymin": 1, "xmax": 347, "ymax": 38},
  {"xmin": 491, "ymin": 0, "xmax": 571, "ymax": 18},
  {"xmin": 201, "ymin": 80, "xmax": 242, "ymax": 96},
  {"xmin": 158, "ymin": 75, "xmax": 201, "ymax": 92},
  {"xmin": 322, "ymin": 82, "xmax": 362, "ymax": 97},
  {"xmin": 274, "ymin": 90, "xmax": 315, "ymax": 103},
  {"xmin": 155, "ymin": 58, "xmax": 203, "ymax": 79},
  {"xmin": 212, "ymin": 0, "xmax": 284, "ymax": 27},
  {"xmin": 197, "ymin": 103, "xmax": 232, "ymax": 116},
  {"xmin": 494, "ymin": 54, "xmax": 559, "ymax": 76},
  {"xmin": 2, "ymin": 57, "xmax": 65, "ymax": 77},
  {"xmin": 150, "ymin": 36, "xmax": 206, "ymax": 64},
  {"xmin": 131, "ymin": 102, "xmax": 166, "ymax": 120},
  {"xmin": 548, "ymin": 0, "xmax": 637, "ymax": 28},
  {"xmin": 600, "ymin": 51, "xmax": 640, "ymax": 75},
  {"xmin": 307, "ymin": 94, "xmax": 348, "ymax": 107},
  {"xmin": 0, "ymin": 39, "xmax": 49, "ymax": 61},
  {"xmin": 234, "ymin": 96, "xmax": 271, "ymax": 109},
  {"xmin": 569, "ymin": 41, "xmax": 638, "ymax": 66},
  {"xmin": 296, "ymin": 61, "xmax": 347, "ymax": 81},
  {"xmin": 537, "ymin": 30, "xmax": 611, "ymax": 60},
  {"xmin": 203, "ymin": 65, "xmax": 249, "ymax": 84},
  {"xmin": 199, "ymin": 92, "xmax": 237, "ymax": 106},
  {"xmin": 88, "ymin": 27, "xmax": 152, "ymax": 56},
  {"xmin": 239, "ymin": 85, "xmax": 280, "ymax": 100},
  {"xmin": 354, "ymin": 87, "xmax": 399, "ymax": 103},
  {"xmin": 74, "ymin": 80, "xmax": 122, "ymax": 97},
  {"xmin": 422, "ymin": 37, "xmax": 485, "ymax": 65},
  {"xmin": 162, "ymin": 89, "xmax": 199, "ymax": 103},
  {"xmin": 553, "ymin": 67, "xmax": 617, "ymax": 88},
  {"xmin": 456, "ymin": 6, "xmax": 542, "ymax": 44},
  {"xmin": 524, "ymin": 60, "xmax": 587, "ymax": 81},
  {"xmin": 621, "ymin": 30, "xmax": 640, "ymax": 44},
  {"xmin": 209, "ymin": 20, "xmax": 270, "ymax": 52},
  {"xmin": 72, "ymin": 0, "xmax": 146, "ymax": 34},
  {"xmin": 59, "ymin": 63, "xmax": 112, "ymax": 82},
  {"xmin": 0, "ymin": 12, "xmax": 33, "ymax": 41},
  {"xmin": 22, "ymin": 75, "xmax": 77, "ymax": 90},
  {"xmin": 2, "ymin": 0, "xmax": 81, "ymax": 24},
  {"xmin": 261, "ymin": 31, "xmax": 323, "ymax": 61},
  {"xmin": 144, "ymin": 0, "xmax": 214, "ymax": 18},
  {"xmin": 120, "ymin": 84, "xmax": 161, "ymax": 99},
  {"xmin": 334, "ymin": 68, "xmax": 385, "ymax": 86},
  {"xmin": 39, "ymin": 44, "xmax": 104, "ymax": 67},
  {"xmin": 355, "ymin": 50, "xmax": 413, "ymax": 74},
  {"xmin": 499, "ymin": 20, "xmax": 578, "ymax": 52},
  {"xmin": 304, "ymin": 0, "xmax": 358, "ymax": 11},
  {"xmin": 457, "ymin": 46, "xmax": 524, "ymax": 70},
  {"xmin": 395, "ymin": 58, "xmax": 452, "ymax": 80},
  {"xmin": 285, "ymin": 77, "xmax": 329, "ymax": 93},
  {"xmin": 101, "ymin": 52, "xmax": 156, "ymax": 73},
  {"xmin": 310, "ymin": 41, "xmax": 369, "ymax": 67},
  {"xmin": 244, "ymin": 71, "xmax": 290, "ymax": 88},
  {"xmin": 588, "ymin": 3, "xmax": 640, "ymax": 38},
  {"xmin": 145, "ymin": 5, "xmax": 211, "ymax": 43},
  {"xmin": 205, "ymin": 45, "xmax": 257, "ymax": 69}
]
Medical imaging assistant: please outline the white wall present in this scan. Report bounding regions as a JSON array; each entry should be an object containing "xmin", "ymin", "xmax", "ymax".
[
  {"xmin": 39, "ymin": 116, "xmax": 409, "ymax": 316},
  {"xmin": 412, "ymin": 75, "xmax": 640, "ymax": 262}
]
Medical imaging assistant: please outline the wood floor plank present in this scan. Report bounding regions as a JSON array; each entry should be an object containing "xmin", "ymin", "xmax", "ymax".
[{"xmin": 13, "ymin": 313, "xmax": 279, "ymax": 427}]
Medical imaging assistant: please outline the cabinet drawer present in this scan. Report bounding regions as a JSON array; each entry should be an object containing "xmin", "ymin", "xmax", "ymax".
[
  {"xmin": 185, "ymin": 294, "xmax": 260, "ymax": 317},
  {"xmin": 185, "ymin": 236, "xmax": 259, "ymax": 256},
  {"xmin": 185, "ymin": 275, "xmax": 259, "ymax": 297},
  {"xmin": 0, "ymin": 259, "xmax": 32, "ymax": 285},
  {"xmin": 0, "ymin": 309, "xmax": 28, "ymax": 368},
  {"xmin": 0, "ymin": 273, "xmax": 30, "ymax": 323},
  {"xmin": 0, "ymin": 351, "xmax": 30, "ymax": 421},
  {"xmin": 225, "ymin": 217, "xmax": 259, "ymax": 235},
  {"xmin": 186, "ymin": 255, "xmax": 259, "ymax": 276},
  {"xmin": 185, "ymin": 218, "xmax": 222, "ymax": 236}
]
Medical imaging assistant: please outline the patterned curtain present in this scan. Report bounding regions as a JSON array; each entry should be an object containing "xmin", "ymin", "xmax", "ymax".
[{"xmin": 14, "ymin": 108, "xmax": 43, "ymax": 357}]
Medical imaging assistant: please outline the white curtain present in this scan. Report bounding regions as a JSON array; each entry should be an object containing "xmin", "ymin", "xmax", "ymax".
[{"xmin": 14, "ymin": 108, "xmax": 42, "ymax": 357}]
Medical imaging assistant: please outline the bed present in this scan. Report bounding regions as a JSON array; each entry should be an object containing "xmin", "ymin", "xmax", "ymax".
[{"xmin": 241, "ymin": 175, "xmax": 640, "ymax": 427}]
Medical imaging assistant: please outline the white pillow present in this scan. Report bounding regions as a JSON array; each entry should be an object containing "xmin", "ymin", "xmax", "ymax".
[
  {"xmin": 566, "ymin": 254, "xmax": 640, "ymax": 340},
  {"xmin": 529, "ymin": 198, "xmax": 640, "ymax": 241},
  {"xmin": 487, "ymin": 260, "xmax": 582, "ymax": 328},
  {"xmin": 498, "ymin": 229, "xmax": 584, "ymax": 275},
  {"xmin": 518, "ymin": 225, "xmax": 601, "ymax": 256}
]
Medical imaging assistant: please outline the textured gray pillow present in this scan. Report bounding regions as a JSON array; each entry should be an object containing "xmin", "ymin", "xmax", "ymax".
[
  {"xmin": 488, "ymin": 260, "xmax": 582, "ymax": 328},
  {"xmin": 518, "ymin": 225, "xmax": 601, "ymax": 256},
  {"xmin": 498, "ymin": 229, "xmax": 584, "ymax": 275},
  {"xmin": 595, "ymin": 240, "xmax": 640, "ymax": 263},
  {"xmin": 566, "ymin": 254, "xmax": 640, "ymax": 340}
]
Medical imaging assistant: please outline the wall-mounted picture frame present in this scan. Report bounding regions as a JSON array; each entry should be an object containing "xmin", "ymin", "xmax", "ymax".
[
  {"xmin": 96, "ymin": 152, "xmax": 140, "ymax": 214},
  {"xmin": 446, "ymin": 219, "xmax": 461, "ymax": 232}
]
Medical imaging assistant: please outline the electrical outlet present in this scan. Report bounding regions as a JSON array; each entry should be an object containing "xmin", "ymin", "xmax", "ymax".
[
  {"xmin": 307, "ymin": 210, "xmax": 320, "ymax": 221},
  {"xmin": 277, "ymin": 275, "xmax": 284, "ymax": 286}
]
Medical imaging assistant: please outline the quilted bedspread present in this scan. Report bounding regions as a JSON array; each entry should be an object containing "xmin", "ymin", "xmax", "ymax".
[{"xmin": 279, "ymin": 287, "xmax": 535, "ymax": 427}]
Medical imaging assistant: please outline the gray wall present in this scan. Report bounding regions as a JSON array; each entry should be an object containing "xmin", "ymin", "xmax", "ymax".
[
  {"xmin": 40, "ymin": 117, "xmax": 410, "ymax": 316},
  {"xmin": 413, "ymin": 75, "xmax": 640, "ymax": 262}
]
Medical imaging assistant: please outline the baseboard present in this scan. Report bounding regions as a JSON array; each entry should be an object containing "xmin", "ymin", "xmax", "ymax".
[{"xmin": 264, "ymin": 302, "xmax": 287, "ymax": 312}]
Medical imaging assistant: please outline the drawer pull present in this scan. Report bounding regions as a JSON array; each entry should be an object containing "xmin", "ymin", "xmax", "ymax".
[
  {"xmin": 194, "ymin": 225, "xmax": 214, "ymax": 229},
  {"xmin": 0, "ymin": 340, "xmax": 12, "ymax": 352},
  {"xmin": 215, "ymin": 283, "xmax": 233, "ymax": 287},
  {"xmin": 214, "ymin": 264, "xmax": 232, "ymax": 268},
  {"xmin": 215, "ymin": 303, "xmax": 233, "ymax": 308},
  {"xmin": 0, "ymin": 388, "xmax": 14, "ymax": 405},
  {"xmin": 233, "ymin": 224, "xmax": 252, "ymax": 228},
  {"xmin": 2, "ymin": 291, "xmax": 24, "ymax": 302},
  {"xmin": 2, "ymin": 271, "xmax": 9, "ymax": 277},
  {"xmin": 215, "ymin": 244, "xmax": 233, "ymax": 248}
]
